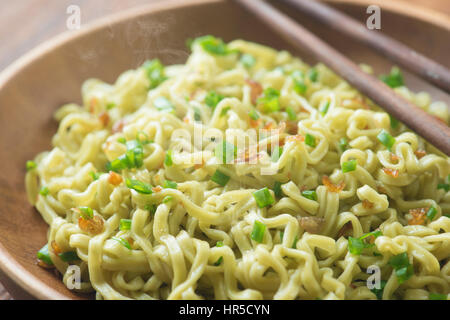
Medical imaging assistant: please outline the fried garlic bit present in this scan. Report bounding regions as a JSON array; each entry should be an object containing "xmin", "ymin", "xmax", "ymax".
[
  {"xmin": 108, "ymin": 171, "xmax": 123, "ymax": 186},
  {"xmin": 79, "ymin": 215, "xmax": 104, "ymax": 235},
  {"xmin": 322, "ymin": 176, "xmax": 345, "ymax": 193},
  {"xmin": 408, "ymin": 207, "xmax": 427, "ymax": 225},
  {"xmin": 383, "ymin": 167, "xmax": 399, "ymax": 178},
  {"xmin": 246, "ymin": 78, "xmax": 263, "ymax": 105},
  {"xmin": 299, "ymin": 216, "xmax": 325, "ymax": 234}
]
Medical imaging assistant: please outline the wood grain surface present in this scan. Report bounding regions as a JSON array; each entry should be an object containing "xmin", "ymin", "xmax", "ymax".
[{"xmin": 0, "ymin": 0, "xmax": 448, "ymax": 300}]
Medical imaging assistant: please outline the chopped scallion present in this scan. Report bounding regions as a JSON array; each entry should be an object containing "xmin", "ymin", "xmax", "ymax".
[
  {"xmin": 348, "ymin": 230, "xmax": 382, "ymax": 255},
  {"xmin": 339, "ymin": 137, "xmax": 348, "ymax": 152},
  {"xmin": 257, "ymin": 88, "xmax": 280, "ymax": 113},
  {"xmin": 195, "ymin": 35, "xmax": 232, "ymax": 55},
  {"xmin": 301, "ymin": 190, "xmax": 317, "ymax": 201},
  {"xmin": 142, "ymin": 59, "xmax": 167, "ymax": 89},
  {"xmin": 271, "ymin": 146, "xmax": 283, "ymax": 162},
  {"xmin": 248, "ymin": 109, "xmax": 260, "ymax": 120},
  {"xmin": 426, "ymin": 206, "xmax": 437, "ymax": 221},
  {"xmin": 389, "ymin": 252, "xmax": 413, "ymax": 284},
  {"xmin": 163, "ymin": 180, "xmax": 178, "ymax": 189},
  {"xmin": 389, "ymin": 115, "xmax": 399, "ymax": 129},
  {"xmin": 240, "ymin": 53, "xmax": 256, "ymax": 68},
  {"xmin": 111, "ymin": 237, "xmax": 132, "ymax": 250},
  {"xmin": 119, "ymin": 219, "xmax": 132, "ymax": 231},
  {"xmin": 291, "ymin": 71, "xmax": 307, "ymax": 95},
  {"xmin": 154, "ymin": 97, "xmax": 175, "ymax": 113},
  {"xmin": 305, "ymin": 134, "xmax": 316, "ymax": 147},
  {"xmin": 59, "ymin": 251, "xmax": 80, "ymax": 262},
  {"xmin": 319, "ymin": 101, "xmax": 330, "ymax": 116},
  {"xmin": 205, "ymin": 91, "xmax": 225, "ymax": 109},
  {"xmin": 164, "ymin": 150, "xmax": 173, "ymax": 166},
  {"xmin": 273, "ymin": 181, "xmax": 283, "ymax": 198},
  {"xmin": 37, "ymin": 244, "xmax": 53, "ymax": 266},
  {"xmin": 377, "ymin": 129, "xmax": 396, "ymax": 150},
  {"xmin": 380, "ymin": 67, "xmax": 404, "ymax": 88},
  {"xmin": 126, "ymin": 179, "xmax": 153, "ymax": 194},
  {"xmin": 308, "ymin": 68, "xmax": 318, "ymax": 82},
  {"xmin": 26, "ymin": 160, "xmax": 37, "ymax": 171},
  {"xmin": 251, "ymin": 220, "xmax": 266, "ymax": 243},
  {"xmin": 39, "ymin": 186, "xmax": 49, "ymax": 197},
  {"xmin": 429, "ymin": 293, "xmax": 447, "ymax": 300},
  {"xmin": 342, "ymin": 159, "xmax": 357, "ymax": 173},
  {"xmin": 253, "ymin": 187, "xmax": 275, "ymax": 208},
  {"xmin": 78, "ymin": 206, "xmax": 93, "ymax": 220},
  {"xmin": 211, "ymin": 170, "xmax": 230, "ymax": 187},
  {"xmin": 286, "ymin": 107, "xmax": 296, "ymax": 121}
]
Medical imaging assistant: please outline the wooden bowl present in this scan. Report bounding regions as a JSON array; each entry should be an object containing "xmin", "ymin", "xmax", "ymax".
[{"xmin": 0, "ymin": 0, "xmax": 448, "ymax": 300}]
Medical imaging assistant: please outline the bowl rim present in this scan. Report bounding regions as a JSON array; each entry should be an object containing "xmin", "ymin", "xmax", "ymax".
[{"xmin": 0, "ymin": 0, "xmax": 448, "ymax": 300}]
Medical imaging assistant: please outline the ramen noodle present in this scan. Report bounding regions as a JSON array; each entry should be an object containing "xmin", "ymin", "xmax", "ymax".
[{"xmin": 26, "ymin": 37, "xmax": 450, "ymax": 300}]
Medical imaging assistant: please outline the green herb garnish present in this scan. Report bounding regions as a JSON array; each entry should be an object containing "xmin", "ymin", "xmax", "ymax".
[
  {"xmin": 251, "ymin": 220, "xmax": 266, "ymax": 243},
  {"xmin": 253, "ymin": 187, "xmax": 275, "ymax": 208},
  {"xmin": 126, "ymin": 179, "xmax": 153, "ymax": 194},
  {"xmin": 211, "ymin": 170, "xmax": 230, "ymax": 187}
]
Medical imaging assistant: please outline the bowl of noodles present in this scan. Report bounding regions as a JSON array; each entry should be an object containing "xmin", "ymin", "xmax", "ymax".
[{"xmin": 0, "ymin": 0, "xmax": 449, "ymax": 300}]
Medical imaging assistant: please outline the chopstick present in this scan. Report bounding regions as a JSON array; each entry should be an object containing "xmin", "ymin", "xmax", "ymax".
[
  {"xmin": 280, "ymin": 0, "xmax": 450, "ymax": 93},
  {"xmin": 232, "ymin": 0, "xmax": 450, "ymax": 156}
]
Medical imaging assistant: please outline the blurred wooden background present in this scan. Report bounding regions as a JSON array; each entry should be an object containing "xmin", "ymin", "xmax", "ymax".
[{"xmin": 0, "ymin": 0, "xmax": 448, "ymax": 300}]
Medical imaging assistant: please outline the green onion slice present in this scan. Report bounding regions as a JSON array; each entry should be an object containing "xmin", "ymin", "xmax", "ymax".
[
  {"xmin": 240, "ymin": 53, "xmax": 256, "ymax": 68},
  {"xmin": 126, "ymin": 179, "xmax": 153, "ymax": 194},
  {"xmin": 377, "ymin": 129, "xmax": 396, "ymax": 150},
  {"xmin": 380, "ymin": 67, "xmax": 404, "ymax": 88},
  {"xmin": 205, "ymin": 91, "xmax": 225, "ymax": 109},
  {"xmin": 429, "ymin": 293, "xmax": 447, "ymax": 300},
  {"xmin": 339, "ymin": 137, "xmax": 348, "ymax": 152},
  {"xmin": 271, "ymin": 146, "xmax": 283, "ymax": 162},
  {"xmin": 78, "ymin": 206, "xmax": 94, "ymax": 220},
  {"xmin": 154, "ymin": 97, "xmax": 175, "ymax": 113},
  {"xmin": 426, "ymin": 207, "xmax": 437, "ymax": 221},
  {"xmin": 348, "ymin": 230, "xmax": 382, "ymax": 255},
  {"xmin": 59, "ymin": 251, "xmax": 80, "ymax": 262},
  {"xmin": 301, "ymin": 190, "xmax": 317, "ymax": 201},
  {"xmin": 319, "ymin": 101, "xmax": 330, "ymax": 116},
  {"xmin": 273, "ymin": 181, "xmax": 283, "ymax": 198},
  {"xmin": 164, "ymin": 150, "xmax": 173, "ymax": 166},
  {"xmin": 119, "ymin": 219, "xmax": 132, "ymax": 231},
  {"xmin": 142, "ymin": 59, "xmax": 167, "ymax": 89},
  {"xmin": 370, "ymin": 280, "xmax": 387, "ymax": 300},
  {"xmin": 251, "ymin": 220, "xmax": 266, "ymax": 243},
  {"xmin": 257, "ymin": 88, "xmax": 280, "ymax": 113},
  {"xmin": 305, "ymin": 134, "xmax": 316, "ymax": 147},
  {"xmin": 37, "ymin": 244, "xmax": 53, "ymax": 266},
  {"xmin": 248, "ymin": 109, "xmax": 260, "ymax": 120},
  {"xmin": 286, "ymin": 107, "xmax": 296, "ymax": 121},
  {"xmin": 389, "ymin": 252, "xmax": 413, "ymax": 284},
  {"xmin": 342, "ymin": 159, "xmax": 357, "ymax": 173},
  {"xmin": 211, "ymin": 170, "xmax": 230, "ymax": 187},
  {"xmin": 195, "ymin": 35, "xmax": 232, "ymax": 55},
  {"xmin": 39, "ymin": 186, "xmax": 49, "ymax": 197},
  {"xmin": 26, "ymin": 160, "xmax": 37, "ymax": 171},
  {"xmin": 163, "ymin": 180, "xmax": 178, "ymax": 189},
  {"xmin": 253, "ymin": 187, "xmax": 275, "ymax": 208},
  {"xmin": 111, "ymin": 237, "xmax": 132, "ymax": 250}
]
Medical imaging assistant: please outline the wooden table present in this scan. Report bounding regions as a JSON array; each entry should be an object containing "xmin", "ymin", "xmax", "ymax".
[{"xmin": 0, "ymin": 0, "xmax": 448, "ymax": 300}]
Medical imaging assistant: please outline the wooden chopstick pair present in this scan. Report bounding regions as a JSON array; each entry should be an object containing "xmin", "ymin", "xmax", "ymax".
[{"xmin": 232, "ymin": 0, "xmax": 450, "ymax": 156}]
